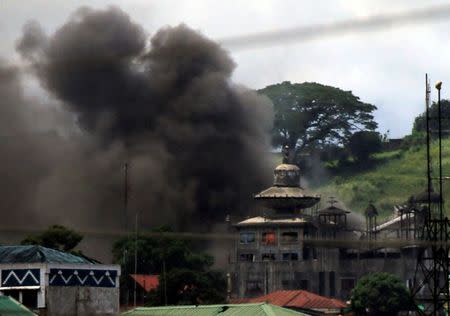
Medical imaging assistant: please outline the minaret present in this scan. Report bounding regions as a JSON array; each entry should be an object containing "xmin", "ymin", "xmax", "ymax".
[{"xmin": 254, "ymin": 146, "xmax": 320, "ymax": 215}]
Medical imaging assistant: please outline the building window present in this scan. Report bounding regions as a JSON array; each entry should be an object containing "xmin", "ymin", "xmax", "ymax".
[
  {"xmin": 303, "ymin": 226, "xmax": 310, "ymax": 239},
  {"xmin": 239, "ymin": 253, "xmax": 255, "ymax": 262},
  {"xmin": 282, "ymin": 280, "xmax": 295, "ymax": 290},
  {"xmin": 303, "ymin": 247, "xmax": 310, "ymax": 260},
  {"xmin": 262, "ymin": 231, "xmax": 276, "ymax": 245},
  {"xmin": 262, "ymin": 253, "xmax": 276, "ymax": 261},
  {"xmin": 240, "ymin": 232, "xmax": 256, "ymax": 244},
  {"xmin": 246, "ymin": 281, "xmax": 263, "ymax": 295},
  {"xmin": 281, "ymin": 232, "xmax": 298, "ymax": 243},
  {"xmin": 282, "ymin": 253, "xmax": 299, "ymax": 261},
  {"xmin": 329, "ymin": 271, "xmax": 336, "ymax": 297},
  {"xmin": 341, "ymin": 278, "xmax": 356, "ymax": 292},
  {"xmin": 299, "ymin": 279, "xmax": 309, "ymax": 290},
  {"xmin": 319, "ymin": 272, "xmax": 325, "ymax": 295}
]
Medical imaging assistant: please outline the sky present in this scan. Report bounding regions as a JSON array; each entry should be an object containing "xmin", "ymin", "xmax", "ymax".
[{"xmin": 1, "ymin": 0, "xmax": 450, "ymax": 137}]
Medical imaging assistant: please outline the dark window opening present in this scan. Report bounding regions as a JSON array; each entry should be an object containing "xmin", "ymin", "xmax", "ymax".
[
  {"xmin": 262, "ymin": 253, "xmax": 276, "ymax": 261},
  {"xmin": 262, "ymin": 232, "xmax": 276, "ymax": 245},
  {"xmin": 2, "ymin": 290, "xmax": 38, "ymax": 309},
  {"xmin": 303, "ymin": 226, "xmax": 310, "ymax": 239},
  {"xmin": 303, "ymin": 247, "xmax": 310, "ymax": 260},
  {"xmin": 281, "ymin": 232, "xmax": 298, "ymax": 243},
  {"xmin": 341, "ymin": 278, "xmax": 356, "ymax": 293},
  {"xmin": 282, "ymin": 253, "xmax": 299, "ymax": 261},
  {"xmin": 329, "ymin": 271, "xmax": 336, "ymax": 297},
  {"xmin": 300, "ymin": 279, "xmax": 309, "ymax": 291},
  {"xmin": 313, "ymin": 248, "xmax": 318, "ymax": 260},
  {"xmin": 239, "ymin": 253, "xmax": 255, "ymax": 262},
  {"xmin": 240, "ymin": 232, "xmax": 256, "ymax": 244},
  {"xmin": 246, "ymin": 281, "xmax": 263, "ymax": 295},
  {"xmin": 319, "ymin": 272, "xmax": 325, "ymax": 296},
  {"xmin": 387, "ymin": 252, "xmax": 401, "ymax": 259},
  {"xmin": 282, "ymin": 280, "xmax": 295, "ymax": 290}
]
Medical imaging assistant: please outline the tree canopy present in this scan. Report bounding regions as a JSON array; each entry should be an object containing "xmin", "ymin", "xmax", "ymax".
[
  {"xmin": 258, "ymin": 81, "xmax": 377, "ymax": 157},
  {"xmin": 348, "ymin": 131, "xmax": 382, "ymax": 161},
  {"xmin": 21, "ymin": 225, "xmax": 83, "ymax": 252},
  {"xmin": 350, "ymin": 272, "xmax": 413, "ymax": 316},
  {"xmin": 112, "ymin": 226, "xmax": 226, "ymax": 305},
  {"xmin": 413, "ymin": 99, "xmax": 450, "ymax": 134}
]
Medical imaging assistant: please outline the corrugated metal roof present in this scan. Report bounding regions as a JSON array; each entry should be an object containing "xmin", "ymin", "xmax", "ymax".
[
  {"xmin": 121, "ymin": 303, "xmax": 310, "ymax": 316},
  {"xmin": 0, "ymin": 295, "xmax": 37, "ymax": 316},
  {"xmin": 231, "ymin": 290, "xmax": 346, "ymax": 310},
  {"xmin": 0, "ymin": 245, "xmax": 97, "ymax": 264}
]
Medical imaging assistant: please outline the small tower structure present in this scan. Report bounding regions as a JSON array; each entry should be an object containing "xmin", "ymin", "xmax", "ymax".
[
  {"xmin": 318, "ymin": 197, "xmax": 350, "ymax": 239},
  {"xmin": 254, "ymin": 146, "xmax": 320, "ymax": 216},
  {"xmin": 365, "ymin": 203, "xmax": 378, "ymax": 240}
]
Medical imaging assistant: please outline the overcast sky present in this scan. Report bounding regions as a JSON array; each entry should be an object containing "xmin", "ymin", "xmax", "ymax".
[{"xmin": 2, "ymin": 0, "xmax": 450, "ymax": 137}]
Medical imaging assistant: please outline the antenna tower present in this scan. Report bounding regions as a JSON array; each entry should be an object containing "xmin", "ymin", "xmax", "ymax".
[{"xmin": 412, "ymin": 75, "xmax": 450, "ymax": 315}]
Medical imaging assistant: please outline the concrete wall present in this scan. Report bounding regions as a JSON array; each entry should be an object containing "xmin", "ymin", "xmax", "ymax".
[{"xmin": 45, "ymin": 287, "xmax": 119, "ymax": 316}]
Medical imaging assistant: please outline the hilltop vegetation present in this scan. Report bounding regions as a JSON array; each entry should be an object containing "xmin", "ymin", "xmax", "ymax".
[
  {"xmin": 260, "ymin": 81, "xmax": 450, "ymax": 219},
  {"xmin": 309, "ymin": 139, "xmax": 450, "ymax": 218}
]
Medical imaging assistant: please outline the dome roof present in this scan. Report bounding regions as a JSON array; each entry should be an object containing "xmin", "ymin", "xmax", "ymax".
[
  {"xmin": 273, "ymin": 163, "xmax": 300, "ymax": 187},
  {"xmin": 275, "ymin": 164, "xmax": 300, "ymax": 171}
]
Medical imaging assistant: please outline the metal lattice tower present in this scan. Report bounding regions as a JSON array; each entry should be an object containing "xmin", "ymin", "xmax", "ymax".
[{"xmin": 412, "ymin": 75, "xmax": 450, "ymax": 315}]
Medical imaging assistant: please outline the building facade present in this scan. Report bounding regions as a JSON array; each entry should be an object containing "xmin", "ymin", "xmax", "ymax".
[
  {"xmin": 229, "ymin": 154, "xmax": 423, "ymax": 300},
  {"xmin": 0, "ymin": 245, "xmax": 120, "ymax": 316}
]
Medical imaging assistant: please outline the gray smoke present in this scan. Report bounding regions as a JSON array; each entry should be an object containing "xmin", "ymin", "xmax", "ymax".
[{"xmin": 4, "ymin": 6, "xmax": 273, "ymax": 231}]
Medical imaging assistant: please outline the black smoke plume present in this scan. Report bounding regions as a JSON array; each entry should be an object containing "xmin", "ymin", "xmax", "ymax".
[{"xmin": 9, "ymin": 6, "xmax": 273, "ymax": 231}]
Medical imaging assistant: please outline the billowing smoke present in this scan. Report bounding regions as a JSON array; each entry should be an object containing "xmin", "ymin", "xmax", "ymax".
[{"xmin": 3, "ymin": 6, "xmax": 273, "ymax": 232}]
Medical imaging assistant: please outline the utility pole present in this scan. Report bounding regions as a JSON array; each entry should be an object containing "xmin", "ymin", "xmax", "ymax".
[
  {"xmin": 163, "ymin": 259, "xmax": 168, "ymax": 306},
  {"xmin": 124, "ymin": 163, "xmax": 129, "ymax": 229},
  {"xmin": 123, "ymin": 162, "xmax": 130, "ymax": 307},
  {"xmin": 413, "ymin": 77, "xmax": 450, "ymax": 315},
  {"xmin": 134, "ymin": 211, "xmax": 138, "ymax": 308}
]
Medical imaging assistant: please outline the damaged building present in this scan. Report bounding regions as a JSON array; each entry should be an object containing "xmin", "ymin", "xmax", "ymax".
[{"xmin": 229, "ymin": 152, "xmax": 428, "ymax": 300}]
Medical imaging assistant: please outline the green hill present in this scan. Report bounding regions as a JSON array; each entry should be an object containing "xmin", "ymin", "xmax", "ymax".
[{"xmin": 283, "ymin": 140, "xmax": 450, "ymax": 218}]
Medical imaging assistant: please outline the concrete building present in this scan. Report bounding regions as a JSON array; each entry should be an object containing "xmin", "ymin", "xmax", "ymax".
[
  {"xmin": 229, "ymin": 153, "xmax": 423, "ymax": 301},
  {"xmin": 0, "ymin": 245, "xmax": 120, "ymax": 316}
]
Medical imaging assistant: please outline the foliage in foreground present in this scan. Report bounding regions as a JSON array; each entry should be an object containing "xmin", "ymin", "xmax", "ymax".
[
  {"xmin": 350, "ymin": 272, "xmax": 413, "ymax": 316},
  {"xmin": 21, "ymin": 224, "xmax": 83, "ymax": 252},
  {"xmin": 112, "ymin": 226, "xmax": 226, "ymax": 306}
]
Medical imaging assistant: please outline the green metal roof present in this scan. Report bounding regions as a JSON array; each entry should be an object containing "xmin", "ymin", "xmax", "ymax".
[
  {"xmin": 0, "ymin": 295, "xmax": 37, "ymax": 316},
  {"xmin": 121, "ymin": 303, "xmax": 310, "ymax": 316},
  {"xmin": 0, "ymin": 245, "xmax": 97, "ymax": 264}
]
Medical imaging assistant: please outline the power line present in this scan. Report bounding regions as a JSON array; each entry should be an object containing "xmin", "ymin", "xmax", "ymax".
[{"xmin": 219, "ymin": 4, "xmax": 450, "ymax": 50}]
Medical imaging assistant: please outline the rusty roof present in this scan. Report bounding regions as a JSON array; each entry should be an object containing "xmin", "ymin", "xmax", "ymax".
[
  {"xmin": 231, "ymin": 290, "xmax": 346, "ymax": 310},
  {"xmin": 130, "ymin": 274, "xmax": 159, "ymax": 292}
]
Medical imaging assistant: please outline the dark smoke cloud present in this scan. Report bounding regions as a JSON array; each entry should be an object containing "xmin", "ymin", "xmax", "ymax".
[{"xmin": 10, "ymin": 6, "xmax": 273, "ymax": 231}]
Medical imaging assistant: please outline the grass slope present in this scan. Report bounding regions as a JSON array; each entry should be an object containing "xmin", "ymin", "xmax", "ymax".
[{"xmin": 313, "ymin": 139, "xmax": 450, "ymax": 218}]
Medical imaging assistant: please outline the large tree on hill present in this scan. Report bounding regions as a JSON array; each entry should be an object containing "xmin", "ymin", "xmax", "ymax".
[
  {"xmin": 348, "ymin": 131, "xmax": 382, "ymax": 161},
  {"xmin": 258, "ymin": 81, "xmax": 377, "ymax": 157},
  {"xmin": 413, "ymin": 99, "xmax": 450, "ymax": 133}
]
